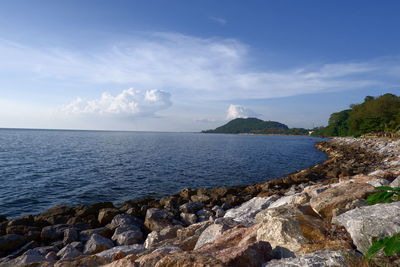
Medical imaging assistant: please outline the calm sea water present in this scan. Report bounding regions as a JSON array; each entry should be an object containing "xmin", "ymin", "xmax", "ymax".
[{"xmin": 0, "ymin": 129, "xmax": 327, "ymax": 218}]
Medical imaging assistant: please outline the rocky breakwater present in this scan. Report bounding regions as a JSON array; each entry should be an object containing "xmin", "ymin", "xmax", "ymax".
[{"xmin": 0, "ymin": 137, "xmax": 399, "ymax": 266}]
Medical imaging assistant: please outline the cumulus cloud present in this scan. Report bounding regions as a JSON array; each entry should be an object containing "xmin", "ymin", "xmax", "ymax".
[
  {"xmin": 62, "ymin": 88, "xmax": 172, "ymax": 117},
  {"xmin": 0, "ymin": 33, "xmax": 400, "ymax": 101},
  {"xmin": 226, "ymin": 104, "xmax": 259, "ymax": 120}
]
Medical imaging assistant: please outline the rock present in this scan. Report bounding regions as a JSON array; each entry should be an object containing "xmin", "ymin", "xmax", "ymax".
[
  {"xmin": 95, "ymin": 244, "xmax": 144, "ymax": 261},
  {"xmin": 4, "ymin": 240, "xmax": 38, "ymax": 259},
  {"xmin": 179, "ymin": 201, "xmax": 204, "ymax": 213},
  {"xmin": 83, "ymin": 233, "xmax": 114, "ymax": 254},
  {"xmin": 144, "ymin": 208, "xmax": 174, "ymax": 231},
  {"xmin": 35, "ymin": 206, "xmax": 74, "ymax": 225},
  {"xmin": 180, "ymin": 188, "xmax": 196, "ymax": 200},
  {"xmin": 107, "ymin": 214, "xmax": 143, "ymax": 231},
  {"xmin": 191, "ymin": 194, "xmax": 211, "ymax": 203},
  {"xmin": 144, "ymin": 225, "xmax": 182, "ymax": 249},
  {"xmin": 223, "ymin": 195, "xmax": 280, "ymax": 225},
  {"xmin": 155, "ymin": 252, "xmax": 225, "ymax": 267},
  {"xmin": 390, "ymin": 176, "xmax": 400, "ymax": 187},
  {"xmin": 268, "ymin": 193, "xmax": 310, "ymax": 209},
  {"xmin": 54, "ymin": 255, "xmax": 108, "ymax": 267},
  {"xmin": 80, "ymin": 227, "xmax": 112, "ymax": 241},
  {"xmin": 194, "ymin": 223, "xmax": 231, "ymax": 249},
  {"xmin": 366, "ymin": 178, "xmax": 390, "ymax": 187},
  {"xmin": 41, "ymin": 224, "xmax": 69, "ymax": 242},
  {"xmin": 45, "ymin": 251, "xmax": 58, "ymax": 262},
  {"xmin": 0, "ymin": 234, "xmax": 27, "ymax": 252},
  {"xmin": 63, "ymin": 228, "xmax": 78, "ymax": 244},
  {"xmin": 98, "ymin": 208, "xmax": 121, "ymax": 225},
  {"xmin": 111, "ymin": 225, "xmax": 143, "ymax": 245},
  {"xmin": 1, "ymin": 249, "xmax": 48, "ymax": 267},
  {"xmin": 56, "ymin": 244, "xmax": 83, "ymax": 260},
  {"xmin": 7, "ymin": 216, "xmax": 34, "ymax": 227},
  {"xmin": 29, "ymin": 245, "xmax": 59, "ymax": 256},
  {"xmin": 332, "ymin": 201, "xmax": 400, "ymax": 254},
  {"xmin": 256, "ymin": 204, "xmax": 350, "ymax": 256},
  {"xmin": 302, "ymin": 184, "xmax": 331, "ymax": 197},
  {"xmin": 264, "ymin": 249, "xmax": 362, "ymax": 267},
  {"xmin": 310, "ymin": 182, "xmax": 377, "ymax": 219},
  {"xmin": 212, "ymin": 206, "xmax": 225, "ymax": 217},
  {"xmin": 196, "ymin": 209, "xmax": 213, "ymax": 221},
  {"xmin": 75, "ymin": 202, "xmax": 114, "ymax": 218},
  {"xmin": 196, "ymin": 225, "xmax": 274, "ymax": 267},
  {"xmin": 70, "ymin": 241, "xmax": 83, "ymax": 249},
  {"xmin": 180, "ymin": 212, "xmax": 197, "ymax": 225}
]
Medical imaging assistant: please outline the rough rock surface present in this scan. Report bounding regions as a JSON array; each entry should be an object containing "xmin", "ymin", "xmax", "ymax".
[
  {"xmin": 268, "ymin": 193, "xmax": 310, "ymax": 209},
  {"xmin": 223, "ymin": 195, "xmax": 280, "ymax": 225},
  {"xmin": 83, "ymin": 233, "xmax": 114, "ymax": 254},
  {"xmin": 264, "ymin": 249, "xmax": 361, "ymax": 267},
  {"xmin": 332, "ymin": 201, "xmax": 400, "ymax": 253},
  {"xmin": 111, "ymin": 225, "xmax": 143, "ymax": 245},
  {"xmin": 144, "ymin": 208, "xmax": 174, "ymax": 231},
  {"xmin": 0, "ymin": 234, "xmax": 26, "ymax": 252},
  {"xmin": 56, "ymin": 244, "xmax": 82, "ymax": 260},
  {"xmin": 310, "ymin": 182, "xmax": 377, "ymax": 219},
  {"xmin": 194, "ymin": 222, "xmax": 231, "ymax": 250},
  {"xmin": 95, "ymin": 244, "xmax": 144, "ymax": 261},
  {"xmin": 256, "ymin": 204, "xmax": 350, "ymax": 256}
]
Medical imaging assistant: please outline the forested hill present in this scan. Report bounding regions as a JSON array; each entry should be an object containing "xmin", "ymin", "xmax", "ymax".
[
  {"xmin": 202, "ymin": 118, "xmax": 309, "ymax": 135},
  {"xmin": 312, "ymin": 93, "xmax": 400, "ymax": 137}
]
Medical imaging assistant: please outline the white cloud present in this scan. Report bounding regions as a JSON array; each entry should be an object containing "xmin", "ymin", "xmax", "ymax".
[
  {"xmin": 210, "ymin": 16, "xmax": 227, "ymax": 25},
  {"xmin": 0, "ymin": 33, "xmax": 399, "ymax": 102},
  {"xmin": 226, "ymin": 104, "xmax": 259, "ymax": 120},
  {"xmin": 62, "ymin": 88, "xmax": 172, "ymax": 117}
]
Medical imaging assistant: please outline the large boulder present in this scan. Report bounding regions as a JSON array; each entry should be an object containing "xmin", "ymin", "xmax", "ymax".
[
  {"xmin": 256, "ymin": 204, "xmax": 350, "ymax": 256},
  {"xmin": 332, "ymin": 201, "xmax": 400, "ymax": 254},
  {"xmin": 195, "ymin": 225, "xmax": 274, "ymax": 267},
  {"xmin": 194, "ymin": 222, "xmax": 232, "ymax": 250},
  {"xmin": 179, "ymin": 202, "xmax": 204, "ymax": 214},
  {"xmin": 144, "ymin": 208, "xmax": 174, "ymax": 231},
  {"xmin": 41, "ymin": 224, "xmax": 70, "ymax": 242},
  {"xmin": 35, "ymin": 206, "xmax": 74, "ymax": 225},
  {"xmin": 56, "ymin": 244, "xmax": 82, "ymax": 260},
  {"xmin": 0, "ymin": 249, "xmax": 49, "ymax": 267},
  {"xmin": 63, "ymin": 228, "xmax": 78, "ymax": 244},
  {"xmin": 268, "ymin": 193, "xmax": 310, "ymax": 209},
  {"xmin": 95, "ymin": 244, "xmax": 144, "ymax": 261},
  {"xmin": 83, "ymin": 234, "xmax": 114, "ymax": 254},
  {"xmin": 54, "ymin": 255, "xmax": 108, "ymax": 267},
  {"xmin": 98, "ymin": 208, "xmax": 121, "ymax": 225},
  {"xmin": 223, "ymin": 195, "xmax": 280, "ymax": 225},
  {"xmin": 0, "ymin": 234, "xmax": 27, "ymax": 252},
  {"xmin": 310, "ymin": 182, "xmax": 377, "ymax": 219},
  {"xmin": 264, "ymin": 249, "xmax": 362, "ymax": 267},
  {"xmin": 111, "ymin": 225, "xmax": 143, "ymax": 245},
  {"xmin": 107, "ymin": 214, "xmax": 143, "ymax": 231},
  {"xmin": 144, "ymin": 225, "xmax": 182, "ymax": 249},
  {"xmin": 80, "ymin": 227, "xmax": 113, "ymax": 241}
]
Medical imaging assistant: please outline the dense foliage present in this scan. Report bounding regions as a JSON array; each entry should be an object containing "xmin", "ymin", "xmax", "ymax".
[
  {"xmin": 312, "ymin": 93, "xmax": 400, "ymax": 137},
  {"xmin": 202, "ymin": 118, "xmax": 309, "ymax": 135}
]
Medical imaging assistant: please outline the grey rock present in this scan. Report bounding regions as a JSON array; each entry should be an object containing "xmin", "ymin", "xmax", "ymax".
[
  {"xmin": 107, "ymin": 214, "xmax": 143, "ymax": 231},
  {"xmin": 194, "ymin": 222, "xmax": 231, "ymax": 250},
  {"xmin": 95, "ymin": 244, "xmax": 144, "ymax": 261},
  {"xmin": 390, "ymin": 176, "xmax": 400, "ymax": 187},
  {"xmin": 332, "ymin": 201, "xmax": 400, "ymax": 253},
  {"xmin": 70, "ymin": 241, "xmax": 83, "ymax": 250},
  {"xmin": 0, "ymin": 234, "xmax": 27, "ymax": 252},
  {"xmin": 63, "ymin": 228, "xmax": 78, "ymax": 244},
  {"xmin": 264, "ymin": 250, "xmax": 360, "ymax": 267},
  {"xmin": 180, "ymin": 212, "xmax": 197, "ymax": 225},
  {"xmin": 268, "ymin": 193, "xmax": 310, "ymax": 209},
  {"xmin": 56, "ymin": 244, "xmax": 83, "ymax": 260},
  {"xmin": 367, "ymin": 178, "xmax": 390, "ymax": 187},
  {"xmin": 41, "ymin": 224, "xmax": 69, "ymax": 242},
  {"xmin": 4, "ymin": 240, "xmax": 38, "ymax": 259},
  {"xmin": 223, "ymin": 195, "xmax": 280, "ymax": 225},
  {"xmin": 83, "ymin": 233, "xmax": 114, "ymax": 254},
  {"xmin": 153, "ymin": 245, "xmax": 182, "ymax": 254},
  {"xmin": 80, "ymin": 227, "xmax": 112, "ymax": 241},
  {"xmin": 29, "ymin": 245, "xmax": 59, "ymax": 256},
  {"xmin": 179, "ymin": 202, "xmax": 204, "ymax": 213},
  {"xmin": 111, "ymin": 225, "xmax": 143, "ymax": 245},
  {"xmin": 45, "ymin": 251, "xmax": 58, "ymax": 262},
  {"xmin": 1, "ymin": 250, "xmax": 47, "ymax": 267},
  {"xmin": 144, "ymin": 225, "xmax": 182, "ymax": 249},
  {"xmin": 144, "ymin": 208, "xmax": 174, "ymax": 231}
]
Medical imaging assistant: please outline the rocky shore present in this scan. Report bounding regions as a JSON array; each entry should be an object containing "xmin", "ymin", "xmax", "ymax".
[{"xmin": 1, "ymin": 137, "xmax": 399, "ymax": 267}]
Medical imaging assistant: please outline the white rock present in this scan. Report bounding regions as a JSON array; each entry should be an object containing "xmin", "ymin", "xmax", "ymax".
[
  {"xmin": 56, "ymin": 244, "xmax": 82, "ymax": 260},
  {"xmin": 390, "ymin": 176, "xmax": 400, "ymax": 187},
  {"xmin": 194, "ymin": 223, "xmax": 231, "ymax": 250},
  {"xmin": 332, "ymin": 201, "xmax": 400, "ymax": 254},
  {"xmin": 95, "ymin": 244, "xmax": 144, "ymax": 261},
  {"xmin": 83, "ymin": 233, "xmax": 114, "ymax": 254},
  {"xmin": 268, "ymin": 193, "xmax": 310, "ymax": 209},
  {"xmin": 223, "ymin": 195, "xmax": 280, "ymax": 225}
]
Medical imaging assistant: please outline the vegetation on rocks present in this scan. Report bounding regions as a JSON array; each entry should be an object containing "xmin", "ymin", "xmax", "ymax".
[{"xmin": 312, "ymin": 93, "xmax": 400, "ymax": 137}]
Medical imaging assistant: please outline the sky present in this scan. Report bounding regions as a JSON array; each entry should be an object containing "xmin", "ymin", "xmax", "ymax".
[{"xmin": 0, "ymin": 0, "xmax": 399, "ymax": 131}]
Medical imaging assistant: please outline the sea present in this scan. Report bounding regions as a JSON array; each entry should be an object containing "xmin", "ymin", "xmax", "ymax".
[{"xmin": 0, "ymin": 129, "xmax": 327, "ymax": 218}]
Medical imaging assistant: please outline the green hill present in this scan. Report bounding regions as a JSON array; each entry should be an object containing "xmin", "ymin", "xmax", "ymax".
[
  {"xmin": 312, "ymin": 93, "xmax": 400, "ymax": 137},
  {"xmin": 202, "ymin": 118, "xmax": 309, "ymax": 135}
]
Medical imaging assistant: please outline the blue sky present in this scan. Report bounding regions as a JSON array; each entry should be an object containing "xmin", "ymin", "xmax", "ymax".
[{"xmin": 0, "ymin": 0, "xmax": 399, "ymax": 131}]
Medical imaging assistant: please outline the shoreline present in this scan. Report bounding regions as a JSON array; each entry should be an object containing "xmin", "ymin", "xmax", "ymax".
[{"xmin": 1, "ymin": 137, "xmax": 399, "ymax": 266}]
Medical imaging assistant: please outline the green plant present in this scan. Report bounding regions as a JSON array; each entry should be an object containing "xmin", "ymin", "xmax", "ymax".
[
  {"xmin": 365, "ymin": 233, "xmax": 400, "ymax": 260},
  {"xmin": 366, "ymin": 186, "xmax": 400, "ymax": 205}
]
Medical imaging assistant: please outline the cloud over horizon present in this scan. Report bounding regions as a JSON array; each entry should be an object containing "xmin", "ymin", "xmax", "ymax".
[
  {"xmin": 62, "ymin": 88, "xmax": 172, "ymax": 117},
  {"xmin": 226, "ymin": 104, "xmax": 259, "ymax": 120}
]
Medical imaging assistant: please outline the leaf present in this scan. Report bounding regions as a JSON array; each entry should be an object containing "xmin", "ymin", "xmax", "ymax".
[
  {"xmin": 375, "ymin": 186, "xmax": 396, "ymax": 191},
  {"xmin": 367, "ymin": 192, "xmax": 395, "ymax": 205},
  {"xmin": 365, "ymin": 239, "xmax": 386, "ymax": 259}
]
